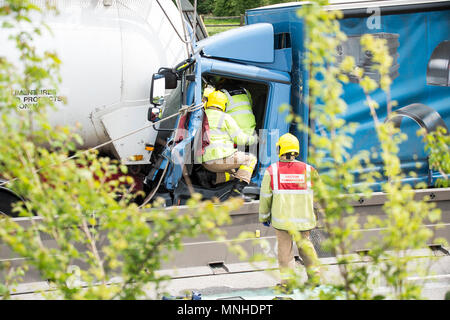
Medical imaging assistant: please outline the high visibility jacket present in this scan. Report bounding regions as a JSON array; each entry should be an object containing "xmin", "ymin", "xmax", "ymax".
[
  {"xmin": 221, "ymin": 88, "xmax": 256, "ymax": 136},
  {"xmin": 202, "ymin": 108, "xmax": 256, "ymax": 162},
  {"xmin": 259, "ymin": 160, "xmax": 317, "ymax": 231}
]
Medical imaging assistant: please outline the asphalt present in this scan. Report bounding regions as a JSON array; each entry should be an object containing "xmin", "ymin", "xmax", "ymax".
[
  {"xmin": 158, "ymin": 251, "xmax": 450, "ymax": 300},
  {"xmin": 10, "ymin": 248, "xmax": 450, "ymax": 300}
]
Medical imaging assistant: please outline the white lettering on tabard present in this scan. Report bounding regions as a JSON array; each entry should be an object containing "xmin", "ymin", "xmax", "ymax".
[{"xmin": 279, "ymin": 173, "xmax": 305, "ymax": 184}]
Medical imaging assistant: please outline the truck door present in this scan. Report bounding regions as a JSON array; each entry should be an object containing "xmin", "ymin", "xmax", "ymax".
[{"xmin": 191, "ymin": 58, "xmax": 292, "ymax": 187}]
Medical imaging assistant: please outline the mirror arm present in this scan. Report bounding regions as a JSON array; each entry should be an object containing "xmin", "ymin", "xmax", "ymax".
[{"xmin": 173, "ymin": 58, "xmax": 195, "ymax": 75}]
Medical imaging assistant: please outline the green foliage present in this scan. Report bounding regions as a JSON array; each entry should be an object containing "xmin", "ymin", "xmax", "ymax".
[
  {"xmin": 0, "ymin": 0, "xmax": 240, "ymax": 299},
  {"xmin": 187, "ymin": 0, "xmax": 302, "ymax": 16},
  {"xmin": 212, "ymin": 0, "xmax": 239, "ymax": 16},
  {"xmin": 211, "ymin": 0, "xmax": 287, "ymax": 16},
  {"xmin": 203, "ymin": 17, "xmax": 241, "ymax": 36},
  {"xmin": 192, "ymin": 0, "xmax": 215, "ymax": 15},
  {"xmin": 418, "ymin": 126, "xmax": 450, "ymax": 187}
]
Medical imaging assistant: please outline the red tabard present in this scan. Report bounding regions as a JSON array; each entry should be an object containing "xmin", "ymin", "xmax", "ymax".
[{"xmin": 267, "ymin": 161, "xmax": 313, "ymax": 192}]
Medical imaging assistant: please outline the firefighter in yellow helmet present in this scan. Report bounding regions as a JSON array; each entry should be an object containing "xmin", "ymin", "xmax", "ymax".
[
  {"xmin": 202, "ymin": 85, "xmax": 215, "ymax": 103},
  {"xmin": 220, "ymin": 87, "xmax": 256, "ymax": 136},
  {"xmin": 201, "ymin": 90, "xmax": 257, "ymax": 198},
  {"xmin": 259, "ymin": 133, "xmax": 321, "ymax": 287}
]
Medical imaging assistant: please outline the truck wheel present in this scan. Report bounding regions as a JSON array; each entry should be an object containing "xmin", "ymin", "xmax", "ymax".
[{"xmin": 0, "ymin": 188, "xmax": 23, "ymax": 217}]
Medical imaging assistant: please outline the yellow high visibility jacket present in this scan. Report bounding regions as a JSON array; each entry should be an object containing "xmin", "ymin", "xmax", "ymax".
[
  {"xmin": 221, "ymin": 88, "xmax": 256, "ymax": 136},
  {"xmin": 259, "ymin": 160, "xmax": 317, "ymax": 231},
  {"xmin": 202, "ymin": 108, "xmax": 256, "ymax": 162}
]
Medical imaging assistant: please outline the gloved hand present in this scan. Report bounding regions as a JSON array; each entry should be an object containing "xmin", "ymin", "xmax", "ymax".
[{"xmin": 263, "ymin": 221, "xmax": 271, "ymax": 227}]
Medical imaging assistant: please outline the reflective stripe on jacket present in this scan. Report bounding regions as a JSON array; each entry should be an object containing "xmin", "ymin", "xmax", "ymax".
[
  {"xmin": 259, "ymin": 160, "xmax": 317, "ymax": 231},
  {"xmin": 221, "ymin": 88, "xmax": 256, "ymax": 136},
  {"xmin": 202, "ymin": 108, "xmax": 256, "ymax": 162}
]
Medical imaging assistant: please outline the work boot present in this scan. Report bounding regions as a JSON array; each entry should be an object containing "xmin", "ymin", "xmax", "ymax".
[
  {"xmin": 230, "ymin": 180, "xmax": 252, "ymax": 202},
  {"xmin": 274, "ymin": 283, "xmax": 293, "ymax": 295},
  {"xmin": 305, "ymin": 267, "xmax": 322, "ymax": 288}
]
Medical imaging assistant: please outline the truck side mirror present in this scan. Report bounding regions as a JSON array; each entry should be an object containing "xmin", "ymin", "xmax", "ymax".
[
  {"xmin": 150, "ymin": 73, "xmax": 166, "ymax": 106},
  {"xmin": 163, "ymin": 69, "xmax": 178, "ymax": 89},
  {"xmin": 148, "ymin": 106, "xmax": 162, "ymax": 122},
  {"xmin": 156, "ymin": 68, "xmax": 178, "ymax": 89}
]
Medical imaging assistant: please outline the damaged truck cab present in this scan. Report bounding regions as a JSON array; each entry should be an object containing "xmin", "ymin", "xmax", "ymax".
[
  {"xmin": 147, "ymin": 0, "xmax": 450, "ymax": 205},
  {"xmin": 149, "ymin": 23, "xmax": 293, "ymax": 204}
]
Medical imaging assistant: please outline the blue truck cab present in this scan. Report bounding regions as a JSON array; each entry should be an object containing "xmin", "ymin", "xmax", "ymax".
[{"xmin": 148, "ymin": 0, "xmax": 450, "ymax": 205}]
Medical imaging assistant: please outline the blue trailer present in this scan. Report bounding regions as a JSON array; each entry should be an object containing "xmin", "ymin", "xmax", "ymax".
[{"xmin": 146, "ymin": 0, "xmax": 450, "ymax": 204}]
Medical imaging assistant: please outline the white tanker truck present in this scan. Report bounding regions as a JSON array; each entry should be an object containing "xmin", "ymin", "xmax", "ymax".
[{"xmin": 0, "ymin": 0, "xmax": 190, "ymax": 215}]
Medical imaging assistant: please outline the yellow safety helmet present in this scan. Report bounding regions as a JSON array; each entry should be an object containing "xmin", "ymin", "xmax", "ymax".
[
  {"xmin": 205, "ymin": 90, "xmax": 228, "ymax": 112},
  {"xmin": 203, "ymin": 85, "xmax": 215, "ymax": 99},
  {"xmin": 276, "ymin": 133, "xmax": 300, "ymax": 157}
]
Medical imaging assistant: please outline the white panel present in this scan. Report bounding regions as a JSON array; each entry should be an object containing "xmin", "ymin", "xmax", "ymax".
[
  {"xmin": 118, "ymin": 0, "xmax": 186, "ymax": 102},
  {"xmin": 46, "ymin": 5, "xmax": 123, "ymax": 150}
]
